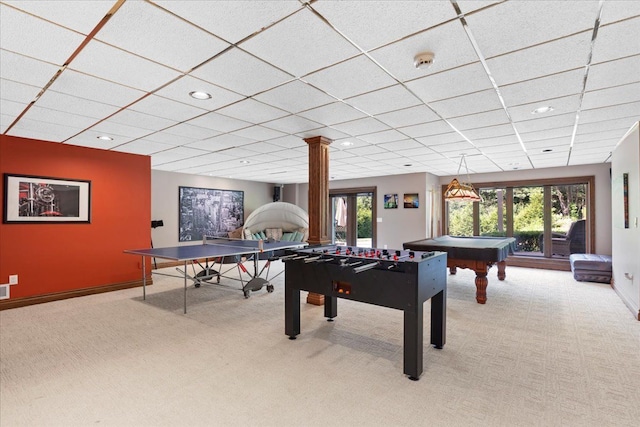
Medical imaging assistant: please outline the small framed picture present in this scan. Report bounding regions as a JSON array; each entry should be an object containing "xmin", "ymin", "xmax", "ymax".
[
  {"xmin": 403, "ymin": 193, "xmax": 419, "ymax": 208},
  {"xmin": 384, "ymin": 194, "xmax": 398, "ymax": 209},
  {"xmin": 3, "ymin": 173, "xmax": 91, "ymax": 223}
]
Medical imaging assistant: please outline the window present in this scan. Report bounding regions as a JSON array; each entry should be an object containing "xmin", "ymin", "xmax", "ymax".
[{"xmin": 443, "ymin": 176, "xmax": 594, "ymax": 268}]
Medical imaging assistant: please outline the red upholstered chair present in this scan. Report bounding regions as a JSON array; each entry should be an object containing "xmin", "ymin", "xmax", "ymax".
[{"xmin": 551, "ymin": 219, "xmax": 586, "ymax": 256}]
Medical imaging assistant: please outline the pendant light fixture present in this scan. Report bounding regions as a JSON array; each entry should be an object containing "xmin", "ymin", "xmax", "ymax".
[{"xmin": 444, "ymin": 154, "xmax": 482, "ymax": 202}]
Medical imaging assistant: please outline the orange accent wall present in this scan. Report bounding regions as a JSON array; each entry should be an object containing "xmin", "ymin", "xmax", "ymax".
[{"xmin": 0, "ymin": 135, "xmax": 151, "ymax": 299}]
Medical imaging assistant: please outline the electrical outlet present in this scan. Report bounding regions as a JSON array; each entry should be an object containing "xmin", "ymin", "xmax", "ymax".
[{"xmin": 9, "ymin": 275, "xmax": 18, "ymax": 285}]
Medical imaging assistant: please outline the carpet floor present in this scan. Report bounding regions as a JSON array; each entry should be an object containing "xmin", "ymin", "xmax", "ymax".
[{"xmin": 1, "ymin": 263, "xmax": 639, "ymax": 427}]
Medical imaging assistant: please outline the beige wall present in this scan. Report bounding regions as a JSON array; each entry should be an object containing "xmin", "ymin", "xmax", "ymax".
[
  {"xmin": 151, "ymin": 170, "xmax": 274, "ymax": 247},
  {"xmin": 611, "ymin": 122, "xmax": 640, "ymax": 319}
]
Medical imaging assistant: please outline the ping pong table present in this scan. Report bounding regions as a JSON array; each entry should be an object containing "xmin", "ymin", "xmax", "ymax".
[{"xmin": 124, "ymin": 237, "xmax": 305, "ymax": 313}]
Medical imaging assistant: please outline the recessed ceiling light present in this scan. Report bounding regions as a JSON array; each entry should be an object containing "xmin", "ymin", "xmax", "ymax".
[
  {"xmin": 532, "ymin": 106, "xmax": 554, "ymax": 114},
  {"xmin": 340, "ymin": 141, "xmax": 354, "ymax": 147},
  {"xmin": 239, "ymin": 160, "xmax": 250, "ymax": 164},
  {"xmin": 97, "ymin": 135, "xmax": 113, "ymax": 141},
  {"xmin": 189, "ymin": 91, "xmax": 212, "ymax": 100}
]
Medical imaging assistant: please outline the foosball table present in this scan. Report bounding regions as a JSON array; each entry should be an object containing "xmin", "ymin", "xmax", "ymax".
[{"xmin": 282, "ymin": 245, "xmax": 447, "ymax": 380}]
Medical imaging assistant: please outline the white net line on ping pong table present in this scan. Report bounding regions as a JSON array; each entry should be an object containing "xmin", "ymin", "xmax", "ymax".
[{"xmin": 202, "ymin": 236, "xmax": 264, "ymax": 252}]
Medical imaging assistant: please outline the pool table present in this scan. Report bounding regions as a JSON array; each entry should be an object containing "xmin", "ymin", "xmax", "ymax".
[{"xmin": 403, "ymin": 236, "xmax": 516, "ymax": 304}]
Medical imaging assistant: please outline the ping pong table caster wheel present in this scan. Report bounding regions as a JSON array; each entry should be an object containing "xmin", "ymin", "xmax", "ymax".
[
  {"xmin": 195, "ymin": 283, "xmax": 201, "ymax": 288},
  {"xmin": 243, "ymin": 290, "xmax": 251, "ymax": 299},
  {"xmin": 266, "ymin": 284, "xmax": 274, "ymax": 293}
]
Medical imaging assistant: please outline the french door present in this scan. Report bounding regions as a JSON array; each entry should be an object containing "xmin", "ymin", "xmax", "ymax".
[{"xmin": 329, "ymin": 188, "xmax": 376, "ymax": 248}]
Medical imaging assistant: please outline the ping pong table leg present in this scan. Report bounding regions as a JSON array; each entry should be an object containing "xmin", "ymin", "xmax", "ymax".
[{"xmin": 142, "ymin": 256, "xmax": 146, "ymax": 300}]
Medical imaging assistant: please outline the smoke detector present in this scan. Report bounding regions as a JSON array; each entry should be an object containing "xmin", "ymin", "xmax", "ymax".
[{"xmin": 414, "ymin": 52, "xmax": 435, "ymax": 69}]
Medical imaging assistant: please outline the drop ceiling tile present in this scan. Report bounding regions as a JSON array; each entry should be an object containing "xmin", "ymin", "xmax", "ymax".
[
  {"xmin": 95, "ymin": 0, "xmax": 229, "ymax": 72},
  {"xmin": 327, "ymin": 117, "xmax": 390, "ymax": 136},
  {"xmin": 577, "ymin": 118, "xmax": 636, "ymax": 135},
  {"xmin": 486, "ymin": 33, "xmax": 593, "ymax": 86},
  {"xmin": 304, "ymin": 55, "xmax": 398, "ymax": 100},
  {"xmin": 216, "ymin": 99, "xmax": 289, "ymax": 124},
  {"xmin": 507, "ymin": 95, "xmax": 581, "ymax": 122},
  {"xmin": 499, "ymin": 69, "xmax": 585, "ymax": 107},
  {"xmin": 265, "ymin": 135, "xmax": 307, "ymax": 150},
  {"xmin": 1, "ymin": 79, "xmax": 41, "ymax": 105},
  {"xmin": 0, "ymin": 50, "xmax": 61, "ymax": 87},
  {"xmin": 128, "ymin": 95, "xmax": 208, "ymax": 122},
  {"xmin": 377, "ymin": 139, "xmax": 425, "ymax": 151},
  {"xmin": 135, "ymin": 130, "xmax": 196, "ymax": 147},
  {"xmin": 524, "ymin": 137, "xmax": 572, "ymax": 152},
  {"xmin": 162, "ymin": 123, "xmax": 222, "ymax": 141},
  {"xmin": 241, "ymin": 142, "xmax": 287, "ymax": 155},
  {"xmin": 18, "ymin": 105, "xmax": 97, "ymax": 132},
  {"xmin": 406, "ymin": 62, "xmax": 494, "ymax": 104},
  {"xmin": 512, "ymin": 112, "xmax": 577, "ymax": 134},
  {"xmin": 0, "ymin": 4, "xmax": 85, "ymax": 65},
  {"xmin": 582, "ymin": 82, "xmax": 640, "ymax": 110},
  {"xmin": 599, "ymin": 1, "xmax": 640, "ymax": 25},
  {"xmin": 297, "ymin": 102, "xmax": 367, "ymax": 126},
  {"xmin": 357, "ymin": 129, "xmax": 407, "ymax": 145},
  {"xmin": 416, "ymin": 132, "xmax": 466, "ymax": 147},
  {"xmin": 374, "ymin": 105, "xmax": 441, "ymax": 128},
  {"xmin": 255, "ymin": 82, "xmax": 333, "ymax": 117},
  {"xmin": 6, "ymin": 116, "xmax": 83, "ymax": 142},
  {"xmin": 154, "ymin": 0, "xmax": 303, "ymax": 44},
  {"xmin": 296, "ymin": 126, "xmax": 350, "ymax": 141},
  {"xmin": 151, "ymin": 146, "xmax": 210, "ymax": 166},
  {"xmin": 586, "ymin": 55, "xmax": 640, "ymax": 93},
  {"xmin": 108, "ymin": 109, "xmax": 178, "ymax": 132},
  {"xmin": 474, "ymin": 137, "xmax": 522, "ymax": 150},
  {"xmin": 463, "ymin": 124, "xmax": 515, "ymax": 141},
  {"xmin": 191, "ymin": 48, "xmax": 293, "ymax": 97},
  {"xmin": 112, "ymin": 139, "xmax": 175, "ymax": 155},
  {"xmin": 362, "ymin": 151, "xmax": 401, "ymax": 162},
  {"xmin": 91, "ymin": 120, "xmax": 156, "ymax": 140},
  {"xmin": 369, "ymin": 20, "xmax": 479, "ymax": 83},
  {"xmin": 399, "ymin": 120, "xmax": 454, "ymax": 139},
  {"xmin": 64, "ymin": 129, "xmax": 126, "ymax": 149},
  {"xmin": 430, "ymin": 142, "xmax": 480, "ymax": 155},
  {"xmin": 430, "ymin": 89, "xmax": 504, "ymax": 118},
  {"xmin": 231, "ymin": 125, "xmax": 286, "ymax": 142},
  {"xmin": 47, "ymin": 69, "xmax": 146, "ymax": 108},
  {"xmin": 241, "ymin": 9, "xmax": 361, "ymax": 77},
  {"xmin": 396, "ymin": 146, "xmax": 440, "ymax": 159},
  {"xmin": 568, "ymin": 154, "xmax": 610, "ymax": 166},
  {"xmin": 447, "ymin": 109, "xmax": 510, "ymax": 131},
  {"xmin": 520, "ymin": 125, "xmax": 573, "ymax": 142},
  {"xmin": 186, "ymin": 112, "xmax": 252, "ymax": 133},
  {"xmin": 4, "ymin": 0, "xmax": 114, "ymax": 34},
  {"xmin": 69, "ymin": 40, "xmax": 181, "ymax": 92},
  {"xmin": 0, "ymin": 99, "xmax": 23, "ymax": 130},
  {"xmin": 574, "ymin": 129, "xmax": 629, "ymax": 144},
  {"xmin": 591, "ymin": 17, "xmax": 640, "ymax": 65},
  {"xmin": 346, "ymin": 84, "xmax": 421, "ymax": 116},
  {"xmin": 530, "ymin": 157, "xmax": 571, "ymax": 168},
  {"xmin": 154, "ymin": 75, "xmax": 245, "ymax": 110},
  {"xmin": 35, "ymin": 91, "xmax": 121, "ymax": 119},
  {"xmin": 465, "ymin": 1, "xmax": 600, "ymax": 58},
  {"xmin": 262, "ymin": 115, "xmax": 323, "ymax": 134},
  {"xmin": 579, "ymin": 101, "xmax": 640, "ymax": 123},
  {"xmin": 312, "ymin": 1, "xmax": 456, "ymax": 52},
  {"xmin": 186, "ymin": 134, "xmax": 256, "ymax": 152},
  {"xmin": 343, "ymin": 144, "xmax": 387, "ymax": 157}
]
